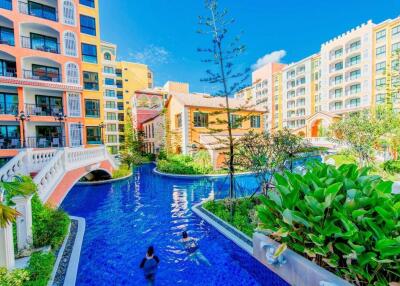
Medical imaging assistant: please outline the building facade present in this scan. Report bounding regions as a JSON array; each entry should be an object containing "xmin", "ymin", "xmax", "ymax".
[
  {"xmin": 0, "ymin": 0, "xmax": 85, "ymax": 164},
  {"xmin": 242, "ymin": 17, "xmax": 400, "ymax": 137}
]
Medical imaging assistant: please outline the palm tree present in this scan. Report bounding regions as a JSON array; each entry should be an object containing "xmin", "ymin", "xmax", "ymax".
[{"xmin": 0, "ymin": 175, "xmax": 37, "ymax": 227}]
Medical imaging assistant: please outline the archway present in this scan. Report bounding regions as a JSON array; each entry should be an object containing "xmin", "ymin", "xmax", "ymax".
[
  {"xmin": 311, "ymin": 119, "xmax": 321, "ymax": 137},
  {"xmin": 79, "ymin": 169, "xmax": 112, "ymax": 182}
]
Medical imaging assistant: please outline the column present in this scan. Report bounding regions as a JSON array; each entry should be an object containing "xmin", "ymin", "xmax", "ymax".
[
  {"xmin": 12, "ymin": 195, "xmax": 33, "ymax": 251},
  {"xmin": 0, "ymin": 223, "xmax": 15, "ymax": 269}
]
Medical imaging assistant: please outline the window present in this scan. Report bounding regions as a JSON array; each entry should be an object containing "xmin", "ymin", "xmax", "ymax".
[
  {"xmin": 0, "ymin": 92, "xmax": 18, "ymax": 115},
  {"xmin": 117, "ymin": 91, "xmax": 123, "ymax": 99},
  {"xmin": 67, "ymin": 93, "xmax": 81, "ymax": 117},
  {"xmin": 106, "ymin": 112, "xmax": 117, "ymax": 120},
  {"xmin": 104, "ymin": 52, "xmax": 111, "ymax": 61},
  {"xmin": 348, "ymin": 98, "xmax": 361, "ymax": 107},
  {"xmin": 83, "ymin": 71, "xmax": 98, "ymax": 90},
  {"xmin": 297, "ymin": 88, "xmax": 305, "ymax": 96},
  {"xmin": 117, "ymin": 102, "xmax": 123, "ymax": 110},
  {"xmin": 69, "ymin": 123, "xmax": 82, "ymax": 147},
  {"xmin": 250, "ymin": 115, "xmax": 260, "ymax": 128},
  {"xmin": 334, "ymin": 89, "xmax": 342, "ymax": 98},
  {"xmin": 0, "ymin": 125, "xmax": 20, "ymax": 140},
  {"xmin": 80, "ymin": 15, "xmax": 96, "ymax": 36},
  {"xmin": 63, "ymin": 0, "xmax": 76, "ymax": 26},
  {"xmin": 334, "ymin": 48, "xmax": 343, "ymax": 58},
  {"xmin": 116, "ymin": 80, "xmax": 123, "ymax": 88},
  {"xmin": 31, "ymin": 64, "xmax": 60, "ymax": 82},
  {"xmin": 392, "ymin": 25, "xmax": 400, "ymax": 36},
  {"xmin": 349, "ymin": 40, "xmax": 360, "ymax": 52},
  {"xmin": 376, "ymin": 93, "xmax": 386, "ymax": 104},
  {"xmin": 0, "ymin": 59, "xmax": 16, "ymax": 77},
  {"xmin": 81, "ymin": 43, "xmax": 97, "ymax": 63},
  {"xmin": 392, "ymin": 42, "xmax": 400, "ymax": 54},
  {"xmin": 104, "ymin": 78, "xmax": 115, "ymax": 85},
  {"xmin": 28, "ymin": 1, "xmax": 57, "ymax": 21},
  {"xmin": 107, "ymin": 124, "xmax": 117, "ymax": 132},
  {"xmin": 334, "ymin": 75, "xmax": 342, "ymax": 85},
  {"xmin": 376, "ymin": 30, "xmax": 386, "ymax": 41},
  {"xmin": 0, "ymin": 26, "xmax": 14, "ymax": 46},
  {"xmin": 116, "ymin": 69, "xmax": 122, "ymax": 76},
  {"xmin": 105, "ymin": 101, "xmax": 116, "ymax": 109},
  {"xmin": 118, "ymin": 113, "xmax": 124, "ymax": 121},
  {"xmin": 104, "ymin": 66, "xmax": 114, "ymax": 74},
  {"xmin": 63, "ymin": 31, "xmax": 77, "ymax": 56},
  {"xmin": 30, "ymin": 33, "xmax": 59, "ymax": 53},
  {"xmin": 118, "ymin": 125, "xmax": 124, "ymax": 133},
  {"xmin": 175, "ymin": 113, "xmax": 182, "ymax": 128},
  {"xmin": 376, "ymin": 78, "xmax": 386, "ymax": 88},
  {"xmin": 230, "ymin": 114, "xmax": 242, "ymax": 128},
  {"xmin": 297, "ymin": 77, "xmax": 306, "ymax": 85},
  {"xmin": 85, "ymin": 99, "xmax": 100, "ymax": 118},
  {"xmin": 376, "ymin": 46, "xmax": 386, "ymax": 57},
  {"xmin": 107, "ymin": 135, "xmax": 117, "ymax": 143},
  {"xmin": 193, "ymin": 112, "xmax": 208, "ymax": 127},
  {"xmin": 79, "ymin": 0, "xmax": 95, "ymax": 8},
  {"xmin": 376, "ymin": 61, "xmax": 386, "ymax": 73},
  {"xmin": 335, "ymin": 62, "xmax": 343, "ymax": 71},
  {"xmin": 34, "ymin": 95, "xmax": 63, "ymax": 116},
  {"xmin": 86, "ymin": 126, "xmax": 101, "ymax": 144},
  {"xmin": 333, "ymin": 101, "xmax": 342, "ymax": 110},
  {"xmin": 349, "ymin": 69, "xmax": 361, "ymax": 80},
  {"xmin": 348, "ymin": 55, "xmax": 361, "ymax": 66},
  {"xmin": 65, "ymin": 62, "xmax": 79, "ymax": 84},
  {"xmin": 104, "ymin": 89, "xmax": 116, "ymax": 98},
  {"xmin": 349, "ymin": 84, "xmax": 361, "ymax": 94}
]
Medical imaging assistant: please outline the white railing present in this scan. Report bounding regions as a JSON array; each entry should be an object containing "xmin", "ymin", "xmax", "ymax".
[{"xmin": 0, "ymin": 146, "xmax": 115, "ymax": 202}]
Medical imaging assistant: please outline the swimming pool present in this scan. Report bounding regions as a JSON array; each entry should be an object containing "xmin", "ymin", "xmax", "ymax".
[{"xmin": 61, "ymin": 164, "xmax": 289, "ymax": 286}]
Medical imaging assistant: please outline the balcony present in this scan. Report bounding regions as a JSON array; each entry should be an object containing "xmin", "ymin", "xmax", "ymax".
[
  {"xmin": 0, "ymin": 137, "xmax": 21, "ymax": 149},
  {"xmin": 0, "ymin": 66, "xmax": 16, "ymax": 77},
  {"xmin": 20, "ymin": 36, "xmax": 60, "ymax": 54},
  {"xmin": 23, "ymin": 69, "xmax": 61, "ymax": 82},
  {"xmin": 0, "ymin": 102, "xmax": 18, "ymax": 115},
  {"xmin": 25, "ymin": 136, "xmax": 66, "ymax": 148},
  {"xmin": 0, "ymin": 0, "xmax": 12, "ymax": 10},
  {"xmin": 19, "ymin": 1, "xmax": 58, "ymax": 22},
  {"xmin": 25, "ymin": 103, "xmax": 64, "ymax": 117}
]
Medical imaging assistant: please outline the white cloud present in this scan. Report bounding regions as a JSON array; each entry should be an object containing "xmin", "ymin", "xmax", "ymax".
[
  {"xmin": 128, "ymin": 45, "xmax": 170, "ymax": 65},
  {"xmin": 252, "ymin": 50, "xmax": 286, "ymax": 70}
]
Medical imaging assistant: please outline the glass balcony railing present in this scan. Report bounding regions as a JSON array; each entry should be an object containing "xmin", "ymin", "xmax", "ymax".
[
  {"xmin": 23, "ymin": 70, "xmax": 61, "ymax": 82},
  {"xmin": 0, "ymin": 137, "xmax": 21, "ymax": 149},
  {"xmin": 0, "ymin": 102, "xmax": 18, "ymax": 115},
  {"xmin": 25, "ymin": 103, "xmax": 64, "ymax": 117},
  {"xmin": 0, "ymin": 67, "xmax": 17, "ymax": 77},
  {"xmin": 18, "ymin": 1, "xmax": 58, "ymax": 22},
  {"xmin": 25, "ymin": 136, "xmax": 66, "ymax": 148},
  {"xmin": 86, "ymin": 136, "xmax": 102, "ymax": 145},
  {"xmin": 0, "ymin": 0, "xmax": 12, "ymax": 10},
  {"xmin": 20, "ymin": 36, "xmax": 60, "ymax": 54}
]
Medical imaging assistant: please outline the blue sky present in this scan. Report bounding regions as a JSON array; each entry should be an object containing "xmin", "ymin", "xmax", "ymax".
[{"xmin": 99, "ymin": 0, "xmax": 400, "ymax": 93}]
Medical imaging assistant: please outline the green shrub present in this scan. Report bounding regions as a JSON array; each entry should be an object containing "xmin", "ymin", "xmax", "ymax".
[
  {"xmin": 156, "ymin": 151, "xmax": 213, "ymax": 175},
  {"xmin": 31, "ymin": 195, "xmax": 70, "ymax": 250},
  {"xmin": 258, "ymin": 162, "xmax": 399, "ymax": 285},
  {"xmin": 382, "ymin": 160, "xmax": 400, "ymax": 174},
  {"xmin": 0, "ymin": 268, "xmax": 29, "ymax": 286},
  {"xmin": 112, "ymin": 164, "xmax": 132, "ymax": 179},
  {"xmin": 24, "ymin": 252, "xmax": 55, "ymax": 286},
  {"xmin": 204, "ymin": 197, "xmax": 259, "ymax": 237}
]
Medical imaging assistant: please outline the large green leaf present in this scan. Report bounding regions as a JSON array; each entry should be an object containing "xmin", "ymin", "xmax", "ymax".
[{"xmin": 375, "ymin": 181, "xmax": 393, "ymax": 194}]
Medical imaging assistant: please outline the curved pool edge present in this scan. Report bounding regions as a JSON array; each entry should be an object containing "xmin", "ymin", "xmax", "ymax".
[
  {"xmin": 191, "ymin": 199, "xmax": 253, "ymax": 254},
  {"xmin": 49, "ymin": 216, "xmax": 86, "ymax": 286},
  {"xmin": 153, "ymin": 167, "xmax": 254, "ymax": 179}
]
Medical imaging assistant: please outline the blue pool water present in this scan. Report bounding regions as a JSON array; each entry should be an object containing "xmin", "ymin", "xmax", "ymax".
[{"xmin": 61, "ymin": 164, "xmax": 290, "ymax": 286}]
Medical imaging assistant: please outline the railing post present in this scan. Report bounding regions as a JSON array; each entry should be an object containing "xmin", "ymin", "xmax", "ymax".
[
  {"xmin": 12, "ymin": 195, "xmax": 33, "ymax": 251},
  {"xmin": 0, "ymin": 223, "xmax": 15, "ymax": 269}
]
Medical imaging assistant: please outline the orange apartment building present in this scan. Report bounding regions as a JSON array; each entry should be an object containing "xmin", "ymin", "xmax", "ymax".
[{"xmin": 0, "ymin": 0, "xmax": 86, "ymax": 165}]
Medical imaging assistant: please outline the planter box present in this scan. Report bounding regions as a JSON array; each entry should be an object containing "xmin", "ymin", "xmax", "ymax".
[{"xmin": 253, "ymin": 233, "xmax": 352, "ymax": 286}]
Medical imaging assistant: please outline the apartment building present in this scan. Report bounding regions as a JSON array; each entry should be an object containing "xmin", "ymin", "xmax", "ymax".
[
  {"xmin": 79, "ymin": 0, "xmax": 104, "ymax": 146},
  {"xmin": 372, "ymin": 18, "xmax": 400, "ymax": 111},
  {"xmin": 243, "ymin": 17, "xmax": 400, "ymax": 137},
  {"xmin": 0, "ymin": 0, "xmax": 85, "ymax": 165}
]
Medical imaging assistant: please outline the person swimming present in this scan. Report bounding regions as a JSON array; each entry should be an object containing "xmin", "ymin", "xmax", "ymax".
[
  {"xmin": 139, "ymin": 246, "xmax": 160, "ymax": 286},
  {"xmin": 181, "ymin": 231, "xmax": 211, "ymax": 266}
]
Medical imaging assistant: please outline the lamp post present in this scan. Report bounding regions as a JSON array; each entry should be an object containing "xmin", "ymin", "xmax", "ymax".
[
  {"xmin": 15, "ymin": 111, "xmax": 30, "ymax": 148},
  {"xmin": 98, "ymin": 122, "xmax": 106, "ymax": 145},
  {"xmin": 54, "ymin": 112, "xmax": 67, "ymax": 147}
]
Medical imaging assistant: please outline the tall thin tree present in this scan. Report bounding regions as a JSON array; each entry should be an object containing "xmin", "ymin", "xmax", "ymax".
[{"xmin": 198, "ymin": 0, "xmax": 249, "ymax": 205}]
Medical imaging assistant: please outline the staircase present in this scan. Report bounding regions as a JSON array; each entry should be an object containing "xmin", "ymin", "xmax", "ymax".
[{"xmin": 0, "ymin": 147, "xmax": 117, "ymax": 205}]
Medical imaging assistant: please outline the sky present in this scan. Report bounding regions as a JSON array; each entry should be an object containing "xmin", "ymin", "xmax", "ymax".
[{"xmin": 99, "ymin": 0, "xmax": 400, "ymax": 94}]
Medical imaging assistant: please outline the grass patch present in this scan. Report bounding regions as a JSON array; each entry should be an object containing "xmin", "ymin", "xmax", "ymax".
[
  {"xmin": 24, "ymin": 252, "xmax": 55, "ymax": 286},
  {"xmin": 325, "ymin": 154, "xmax": 357, "ymax": 166}
]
